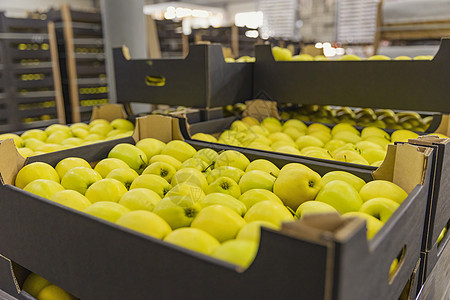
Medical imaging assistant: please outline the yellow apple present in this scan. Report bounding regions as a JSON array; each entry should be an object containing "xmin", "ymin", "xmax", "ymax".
[
  {"xmin": 272, "ymin": 46, "xmax": 292, "ymax": 61},
  {"xmin": 55, "ymin": 157, "xmax": 91, "ymax": 179},
  {"xmin": 331, "ymin": 123, "xmax": 360, "ymax": 136},
  {"xmin": 261, "ymin": 117, "xmax": 282, "ymax": 133},
  {"xmin": 199, "ymin": 193, "xmax": 247, "ymax": 216},
  {"xmin": 367, "ymin": 55, "xmax": 391, "ymax": 60},
  {"xmin": 130, "ymin": 174, "xmax": 172, "ymax": 198},
  {"xmin": 116, "ymin": 210, "xmax": 171, "ymax": 239},
  {"xmin": 37, "ymin": 284, "xmax": 76, "ymax": 300},
  {"xmin": 23, "ymin": 179, "xmax": 64, "ymax": 198},
  {"xmin": 142, "ymin": 161, "xmax": 176, "ymax": 182},
  {"xmin": 15, "ymin": 162, "xmax": 60, "ymax": 189},
  {"xmin": 324, "ymin": 139, "xmax": 347, "ymax": 153},
  {"xmin": 309, "ymin": 131, "xmax": 332, "ymax": 143},
  {"xmin": 359, "ymin": 180, "xmax": 408, "ymax": 204},
  {"xmin": 339, "ymin": 54, "xmax": 362, "ymax": 61},
  {"xmin": 212, "ymin": 239, "xmax": 258, "ymax": 268},
  {"xmin": 106, "ymin": 167, "xmax": 139, "ymax": 189},
  {"xmin": 118, "ymin": 188, "xmax": 161, "ymax": 211},
  {"xmin": 394, "ymin": 56, "xmax": 412, "ymax": 60},
  {"xmin": 70, "ymin": 122, "xmax": 89, "ymax": 131},
  {"xmin": 245, "ymin": 159, "xmax": 280, "ymax": 177},
  {"xmin": 153, "ymin": 195, "xmax": 203, "ymax": 229},
  {"xmin": 171, "ymin": 168, "xmax": 208, "ymax": 190},
  {"xmin": 361, "ymin": 127, "xmax": 390, "ymax": 140},
  {"xmin": 237, "ymin": 220, "xmax": 279, "ymax": 242},
  {"xmin": 108, "ymin": 143, "xmax": 148, "ymax": 174},
  {"xmin": 85, "ymin": 178, "xmax": 128, "ymax": 203},
  {"xmin": 359, "ymin": 197, "xmax": 400, "ymax": 223},
  {"xmin": 161, "ymin": 140, "xmax": 197, "ymax": 162},
  {"xmin": 94, "ymin": 158, "xmax": 130, "ymax": 178},
  {"xmin": 361, "ymin": 148, "xmax": 387, "ymax": 164},
  {"xmin": 239, "ymin": 170, "xmax": 276, "ymax": 193},
  {"xmin": 17, "ymin": 147, "xmax": 34, "ymax": 158},
  {"xmin": 44, "ymin": 124, "xmax": 71, "ymax": 136},
  {"xmin": 21, "ymin": 129, "xmax": 47, "ymax": 141},
  {"xmin": 89, "ymin": 119, "xmax": 109, "ymax": 128},
  {"xmin": 61, "ymin": 167, "xmax": 102, "ymax": 195},
  {"xmin": 111, "ymin": 118, "xmax": 134, "ymax": 131},
  {"xmin": 50, "ymin": 190, "xmax": 92, "ymax": 211},
  {"xmin": 296, "ymin": 201, "xmax": 339, "ymax": 219},
  {"xmin": 307, "ymin": 123, "xmax": 331, "ymax": 134},
  {"xmin": 343, "ymin": 211, "xmax": 384, "ymax": 239},
  {"xmin": 71, "ymin": 128, "xmax": 90, "ymax": 139},
  {"xmin": 230, "ymin": 120, "xmax": 250, "ymax": 132},
  {"xmin": 295, "ymin": 135, "xmax": 324, "ymax": 149},
  {"xmin": 391, "ymin": 130, "xmax": 419, "ymax": 143},
  {"xmin": 164, "ymin": 227, "xmax": 220, "ymax": 255},
  {"xmin": 150, "ymin": 154, "xmax": 182, "ymax": 170},
  {"xmin": 244, "ymin": 200, "xmax": 294, "ymax": 226},
  {"xmin": 181, "ymin": 158, "xmax": 208, "ymax": 172},
  {"xmin": 239, "ymin": 189, "xmax": 283, "ymax": 210},
  {"xmin": 22, "ymin": 273, "xmax": 50, "ymax": 298},
  {"xmin": 193, "ymin": 148, "xmax": 218, "ymax": 165},
  {"xmin": 334, "ymin": 150, "xmax": 369, "ymax": 165},
  {"xmin": 322, "ymin": 171, "xmax": 366, "ymax": 191},
  {"xmin": 316, "ymin": 180, "xmax": 363, "ymax": 213},
  {"xmin": 206, "ymin": 177, "xmax": 241, "ymax": 199},
  {"xmin": 214, "ymin": 150, "xmax": 250, "ymax": 171},
  {"xmin": 89, "ymin": 123, "xmax": 113, "ymax": 136},
  {"xmin": 83, "ymin": 201, "xmax": 129, "ymax": 222}
]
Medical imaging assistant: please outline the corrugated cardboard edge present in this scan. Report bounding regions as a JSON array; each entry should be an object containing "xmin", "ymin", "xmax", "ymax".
[
  {"xmin": 373, "ymin": 144, "xmax": 397, "ymax": 182},
  {"xmin": 0, "ymin": 255, "xmax": 21, "ymax": 294},
  {"xmin": 409, "ymin": 135, "xmax": 450, "ymax": 147},
  {"xmin": 131, "ymin": 115, "xmax": 185, "ymax": 143},
  {"xmin": 0, "ymin": 139, "xmax": 27, "ymax": 186},
  {"xmin": 280, "ymin": 215, "xmax": 365, "ymax": 300},
  {"xmin": 90, "ymin": 104, "xmax": 128, "ymax": 122},
  {"xmin": 242, "ymin": 99, "xmax": 280, "ymax": 121},
  {"xmin": 434, "ymin": 114, "xmax": 450, "ymax": 136}
]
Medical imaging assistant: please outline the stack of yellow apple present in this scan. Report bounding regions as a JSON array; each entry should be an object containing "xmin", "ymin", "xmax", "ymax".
[
  {"xmin": 15, "ymin": 138, "xmax": 408, "ymax": 269},
  {"xmin": 0, "ymin": 118, "xmax": 134, "ymax": 158},
  {"xmin": 272, "ymin": 46, "xmax": 433, "ymax": 61},
  {"xmin": 22, "ymin": 272, "xmax": 77, "ymax": 300},
  {"xmin": 191, "ymin": 117, "xmax": 428, "ymax": 166}
]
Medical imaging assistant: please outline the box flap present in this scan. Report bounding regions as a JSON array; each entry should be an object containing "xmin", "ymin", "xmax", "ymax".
[
  {"xmin": 434, "ymin": 114, "xmax": 450, "ymax": 136},
  {"xmin": 409, "ymin": 135, "xmax": 450, "ymax": 146},
  {"xmin": 132, "ymin": 115, "xmax": 185, "ymax": 143},
  {"xmin": 373, "ymin": 144, "xmax": 397, "ymax": 182},
  {"xmin": 0, "ymin": 139, "xmax": 27, "ymax": 186},
  {"xmin": 393, "ymin": 143, "xmax": 431, "ymax": 193},
  {"xmin": 242, "ymin": 99, "xmax": 280, "ymax": 121},
  {"xmin": 90, "ymin": 104, "xmax": 128, "ymax": 122}
]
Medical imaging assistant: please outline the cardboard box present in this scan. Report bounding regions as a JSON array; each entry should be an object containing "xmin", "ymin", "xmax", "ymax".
[
  {"xmin": 253, "ymin": 39, "xmax": 450, "ymax": 114},
  {"xmin": 0, "ymin": 115, "xmax": 433, "ymax": 299},
  {"xmin": 113, "ymin": 44, "xmax": 253, "ymax": 116}
]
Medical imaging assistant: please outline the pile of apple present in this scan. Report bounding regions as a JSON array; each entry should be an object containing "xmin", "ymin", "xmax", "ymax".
[
  {"xmin": 191, "ymin": 117, "xmax": 425, "ymax": 166},
  {"xmin": 22, "ymin": 272, "xmax": 77, "ymax": 300},
  {"xmin": 15, "ymin": 138, "xmax": 409, "ymax": 269},
  {"xmin": 279, "ymin": 104, "xmax": 436, "ymax": 132},
  {"xmin": 272, "ymin": 46, "xmax": 434, "ymax": 61},
  {"xmin": 0, "ymin": 118, "xmax": 134, "ymax": 158}
]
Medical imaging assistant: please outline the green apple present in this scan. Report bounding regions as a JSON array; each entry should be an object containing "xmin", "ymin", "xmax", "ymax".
[
  {"xmin": 22, "ymin": 273, "xmax": 51, "ymax": 298},
  {"xmin": 331, "ymin": 123, "xmax": 360, "ymax": 136},
  {"xmin": 171, "ymin": 168, "xmax": 208, "ymax": 190},
  {"xmin": 239, "ymin": 170, "xmax": 276, "ymax": 193},
  {"xmin": 343, "ymin": 211, "xmax": 384, "ymax": 239},
  {"xmin": 18, "ymin": 147, "xmax": 34, "ymax": 158},
  {"xmin": 322, "ymin": 171, "xmax": 366, "ymax": 192},
  {"xmin": 244, "ymin": 200, "xmax": 294, "ymax": 226},
  {"xmin": 316, "ymin": 180, "xmax": 363, "ymax": 213},
  {"xmin": 206, "ymin": 177, "xmax": 241, "ymax": 199},
  {"xmin": 106, "ymin": 167, "xmax": 139, "ymax": 189},
  {"xmin": 49, "ymin": 190, "xmax": 92, "ymax": 211},
  {"xmin": 214, "ymin": 150, "xmax": 250, "ymax": 171},
  {"xmin": 0, "ymin": 133, "xmax": 23, "ymax": 148},
  {"xmin": 361, "ymin": 127, "xmax": 390, "ymax": 140},
  {"xmin": 108, "ymin": 143, "xmax": 148, "ymax": 174},
  {"xmin": 44, "ymin": 124, "xmax": 71, "ymax": 136},
  {"xmin": 142, "ymin": 161, "xmax": 176, "ymax": 182},
  {"xmin": 296, "ymin": 201, "xmax": 339, "ymax": 219},
  {"xmin": 339, "ymin": 54, "xmax": 362, "ymax": 61},
  {"xmin": 273, "ymin": 165, "xmax": 322, "ymax": 210},
  {"xmin": 295, "ymin": 135, "xmax": 324, "ymax": 150},
  {"xmin": 282, "ymin": 126, "xmax": 305, "ymax": 140},
  {"xmin": 23, "ymin": 179, "xmax": 65, "ymax": 198},
  {"xmin": 37, "ymin": 284, "xmax": 76, "ymax": 300},
  {"xmin": 164, "ymin": 227, "xmax": 220, "ymax": 255},
  {"xmin": 239, "ymin": 189, "xmax": 283, "ymax": 210},
  {"xmin": 116, "ymin": 210, "xmax": 171, "ymax": 239},
  {"xmin": 23, "ymin": 138, "xmax": 45, "ymax": 151},
  {"xmin": 83, "ymin": 201, "xmax": 130, "ymax": 222},
  {"xmin": 212, "ymin": 239, "xmax": 258, "ymax": 268},
  {"xmin": 89, "ymin": 119, "xmax": 110, "ymax": 128},
  {"xmin": 246, "ymin": 159, "xmax": 280, "ymax": 177},
  {"xmin": 272, "ymin": 46, "xmax": 292, "ymax": 61},
  {"xmin": 199, "ymin": 193, "xmax": 247, "ymax": 216},
  {"xmin": 230, "ymin": 120, "xmax": 250, "ymax": 132},
  {"xmin": 111, "ymin": 118, "xmax": 134, "ymax": 131},
  {"xmin": 359, "ymin": 197, "xmax": 400, "ymax": 223},
  {"xmin": 261, "ymin": 117, "xmax": 282, "ymax": 133},
  {"xmin": 118, "ymin": 188, "xmax": 161, "ymax": 211},
  {"xmin": 130, "ymin": 174, "xmax": 172, "ymax": 198},
  {"xmin": 292, "ymin": 54, "xmax": 314, "ymax": 61},
  {"xmin": 191, "ymin": 133, "xmax": 218, "ymax": 143},
  {"xmin": 181, "ymin": 158, "xmax": 208, "ymax": 171},
  {"xmin": 149, "ymin": 154, "xmax": 182, "ymax": 170},
  {"xmin": 161, "ymin": 140, "xmax": 197, "ymax": 163},
  {"xmin": 361, "ymin": 148, "xmax": 387, "ymax": 164},
  {"xmin": 55, "ymin": 157, "xmax": 91, "ymax": 179},
  {"xmin": 21, "ymin": 129, "xmax": 47, "ymax": 141},
  {"xmin": 153, "ymin": 195, "xmax": 203, "ymax": 229},
  {"xmin": 85, "ymin": 178, "xmax": 128, "ymax": 203},
  {"xmin": 359, "ymin": 180, "xmax": 408, "ymax": 204},
  {"xmin": 191, "ymin": 204, "xmax": 246, "ymax": 242},
  {"xmin": 334, "ymin": 150, "xmax": 369, "ymax": 165},
  {"xmin": 89, "ymin": 123, "xmax": 113, "ymax": 136},
  {"xmin": 46, "ymin": 130, "xmax": 72, "ymax": 144},
  {"xmin": 324, "ymin": 139, "xmax": 347, "ymax": 153},
  {"xmin": 94, "ymin": 158, "xmax": 130, "ymax": 178},
  {"xmin": 71, "ymin": 128, "xmax": 90, "ymax": 139},
  {"xmin": 391, "ymin": 130, "xmax": 419, "ymax": 143},
  {"xmin": 193, "ymin": 148, "xmax": 219, "ymax": 165},
  {"xmin": 236, "ymin": 220, "xmax": 279, "ymax": 243},
  {"xmin": 61, "ymin": 167, "xmax": 102, "ymax": 195},
  {"xmin": 15, "ymin": 162, "xmax": 60, "ymax": 189}
]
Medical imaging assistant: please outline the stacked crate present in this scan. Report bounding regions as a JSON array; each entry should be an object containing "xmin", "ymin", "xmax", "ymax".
[
  {"xmin": 47, "ymin": 4, "xmax": 108, "ymax": 123},
  {"xmin": 155, "ymin": 19, "xmax": 188, "ymax": 58},
  {"xmin": 0, "ymin": 12, "xmax": 64, "ymax": 133}
]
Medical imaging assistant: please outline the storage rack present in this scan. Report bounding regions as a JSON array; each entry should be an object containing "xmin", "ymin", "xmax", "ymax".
[
  {"xmin": 155, "ymin": 19, "xmax": 188, "ymax": 58},
  {"xmin": 46, "ymin": 4, "xmax": 108, "ymax": 123},
  {"xmin": 0, "ymin": 12, "xmax": 64, "ymax": 133}
]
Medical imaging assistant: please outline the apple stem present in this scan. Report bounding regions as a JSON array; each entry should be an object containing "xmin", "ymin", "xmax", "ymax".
[{"xmin": 202, "ymin": 162, "xmax": 215, "ymax": 173}]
